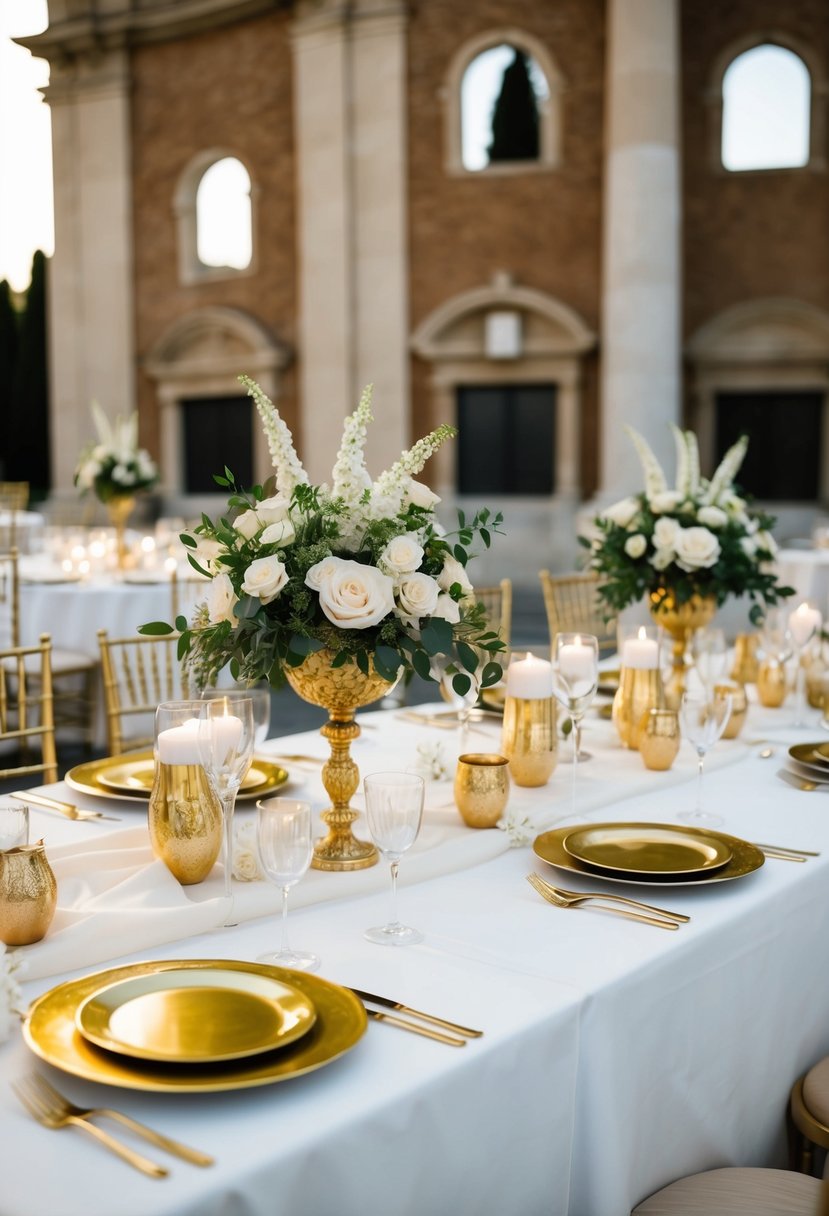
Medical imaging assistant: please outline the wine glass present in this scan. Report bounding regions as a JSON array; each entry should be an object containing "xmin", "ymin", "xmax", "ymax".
[
  {"xmin": 0, "ymin": 802, "xmax": 29, "ymax": 849},
  {"xmin": 678, "ymin": 691, "xmax": 732, "ymax": 825},
  {"xmin": 256, "ymin": 797, "xmax": 319, "ymax": 971},
  {"xmin": 788, "ymin": 601, "xmax": 823, "ymax": 728},
  {"xmin": 551, "ymin": 633, "xmax": 599, "ymax": 818},
  {"xmin": 690, "ymin": 627, "xmax": 728, "ymax": 695},
  {"xmin": 363, "ymin": 771, "xmax": 425, "ymax": 946},
  {"xmin": 197, "ymin": 696, "xmax": 255, "ymax": 926},
  {"xmin": 438, "ymin": 661, "xmax": 479, "ymax": 750},
  {"xmin": 201, "ymin": 685, "xmax": 270, "ymax": 750}
]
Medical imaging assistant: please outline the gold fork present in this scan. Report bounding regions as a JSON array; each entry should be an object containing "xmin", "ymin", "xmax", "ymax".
[
  {"xmin": 11, "ymin": 791, "xmax": 122, "ymax": 822},
  {"xmin": 526, "ymin": 873, "xmax": 684, "ymax": 930},
  {"xmin": 23, "ymin": 1073, "xmax": 213, "ymax": 1167},
  {"xmin": 12, "ymin": 1078, "xmax": 168, "ymax": 1178}
]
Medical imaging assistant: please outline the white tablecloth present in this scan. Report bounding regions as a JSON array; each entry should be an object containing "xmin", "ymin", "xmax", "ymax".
[
  {"xmin": 776, "ymin": 547, "xmax": 829, "ymax": 610},
  {"xmin": 3, "ymin": 699, "xmax": 829, "ymax": 1215}
]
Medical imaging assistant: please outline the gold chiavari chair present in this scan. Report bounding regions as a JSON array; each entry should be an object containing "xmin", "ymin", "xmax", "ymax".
[
  {"xmin": 539, "ymin": 569, "xmax": 616, "ymax": 656},
  {"xmin": 98, "ymin": 629, "xmax": 191, "ymax": 756},
  {"xmin": 0, "ymin": 633, "xmax": 58, "ymax": 786},
  {"xmin": 789, "ymin": 1057, "xmax": 829, "ymax": 1175},
  {"xmin": 169, "ymin": 566, "xmax": 210, "ymax": 621},
  {"xmin": 0, "ymin": 548, "xmax": 98, "ymax": 746},
  {"xmin": 0, "ymin": 481, "xmax": 29, "ymax": 552},
  {"xmin": 474, "ymin": 578, "xmax": 513, "ymax": 648}
]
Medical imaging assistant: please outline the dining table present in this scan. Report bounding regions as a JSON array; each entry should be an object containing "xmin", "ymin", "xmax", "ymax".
[{"xmin": 3, "ymin": 690, "xmax": 829, "ymax": 1216}]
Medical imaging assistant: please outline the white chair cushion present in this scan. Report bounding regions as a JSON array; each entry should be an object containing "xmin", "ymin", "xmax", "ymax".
[
  {"xmin": 632, "ymin": 1167, "xmax": 821, "ymax": 1215},
  {"xmin": 803, "ymin": 1055, "xmax": 829, "ymax": 1126}
]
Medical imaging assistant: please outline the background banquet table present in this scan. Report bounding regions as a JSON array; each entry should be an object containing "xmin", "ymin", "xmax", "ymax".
[
  {"xmin": 775, "ymin": 546, "xmax": 829, "ymax": 608},
  {"xmin": 3, "ymin": 700, "xmax": 829, "ymax": 1215}
]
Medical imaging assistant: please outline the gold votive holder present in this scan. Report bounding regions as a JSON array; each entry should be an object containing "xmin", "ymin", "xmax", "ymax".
[
  {"xmin": 639, "ymin": 709, "xmax": 680, "ymax": 771},
  {"xmin": 0, "ymin": 840, "xmax": 57, "ymax": 946},
  {"xmin": 500, "ymin": 695, "xmax": 557, "ymax": 787},
  {"xmin": 730, "ymin": 633, "xmax": 759, "ymax": 684},
  {"xmin": 713, "ymin": 680, "xmax": 748, "ymax": 738},
  {"xmin": 454, "ymin": 753, "xmax": 510, "ymax": 828},
  {"xmin": 757, "ymin": 659, "xmax": 787, "ymax": 708},
  {"xmin": 612, "ymin": 666, "xmax": 666, "ymax": 750}
]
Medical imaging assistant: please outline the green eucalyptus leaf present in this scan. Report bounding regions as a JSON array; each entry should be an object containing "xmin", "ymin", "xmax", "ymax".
[
  {"xmin": 456, "ymin": 641, "xmax": 479, "ymax": 674},
  {"xmin": 138, "ymin": 621, "xmax": 174, "ymax": 636}
]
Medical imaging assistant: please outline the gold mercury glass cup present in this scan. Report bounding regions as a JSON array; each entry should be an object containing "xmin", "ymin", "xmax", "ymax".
[
  {"xmin": 730, "ymin": 633, "xmax": 760, "ymax": 684},
  {"xmin": 500, "ymin": 652, "xmax": 557, "ymax": 787},
  {"xmin": 757, "ymin": 659, "xmax": 788, "ymax": 708},
  {"xmin": 149, "ymin": 701, "xmax": 223, "ymax": 885},
  {"xmin": 454, "ymin": 754, "xmax": 510, "ymax": 828},
  {"xmin": 612, "ymin": 626, "xmax": 666, "ymax": 750},
  {"xmin": 0, "ymin": 840, "xmax": 57, "ymax": 946},
  {"xmin": 714, "ymin": 680, "xmax": 748, "ymax": 738},
  {"xmin": 638, "ymin": 708, "xmax": 681, "ymax": 771}
]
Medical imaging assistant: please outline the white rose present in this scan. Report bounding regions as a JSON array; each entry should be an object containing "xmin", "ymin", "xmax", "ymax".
[
  {"xmin": 205, "ymin": 572, "xmax": 238, "ymax": 624},
  {"xmin": 674, "ymin": 526, "xmax": 721, "ymax": 572},
  {"xmin": 232, "ymin": 822, "xmax": 263, "ymax": 882},
  {"xmin": 650, "ymin": 548, "xmax": 674, "ymax": 572},
  {"xmin": 235, "ymin": 509, "xmax": 261, "ymax": 541},
  {"xmin": 653, "ymin": 517, "xmax": 680, "ymax": 551},
  {"xmin": 112, "ymin": 463, "xmax": 130, "ymax": 484},
  {"xmin": 602, "ymin": 496, "xmax": 640, "ymax": 529},
  {"xmin": 241, "ymin": 556, "xmax": 289, "ymax": 604},
  {"xmin": 432, "ymin": 592, "xmax": 460, "ymax": 624},
  {"xmin": 438, "ymin": 554, "xmax": 473, "ymax": 598},
  {"xmin": 379, "ymin": 533, "xmax": 424, "ymax": 576},
  {"xmin": 755, "ymin": 530, "xmax": 778, "ymax": 557},
  {"xmin": 740, "ymin": 536, "xmax": 757, "ymax": 557},
  {"xmin": 405, "ymin": 479, "xmax": 441, "ymax": 510},
  {"xmin": 624, "ymin": 534, "xmax": 647, "ymax": 559},
  {"xmin": 649, "ymin": 491, "xmax": 683, "ymax": 514},
  {"xmin": 395, "ymin": 572, "xmax": 440, "ymax": 628},
  {"xmin": 260, "ymin": 518, "xmax": 296, "ymax": 548},
  {"xmin": 697, "ymin": 506, "xmax": 728, "ymax": 529},
  {"xmin": 307, "ymin": 556, "xmax": 395, "ymax": 629},
  {"xmin": 256, "ymin": 495, "xmax": 292, "ymax": 525}
]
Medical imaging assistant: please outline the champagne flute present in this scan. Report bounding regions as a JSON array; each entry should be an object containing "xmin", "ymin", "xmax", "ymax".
[
  {"xmin": 197, "ymin": 696, "xmax": 255, "ymax": 926},
  {"xmin": 690, "ymin": 627, "xmax": 728, "ymax": 695},
  {"xmin": 552, "ymin": 633, "xmax": 599, "ymax": 818},
  {"xmin": 256, "ymin": 797, "xmax": 319, "ymax": 971},
  {"xmin": 201, "ymin": 685, "xmax": 271, "ymax": 750},
  {"xmin": 363, "ymin": 772, "xmax": 425, "ymax": 946},
  {"xmin": 678, "ymin": 691, "xmax": 732, "ymax": 825}
]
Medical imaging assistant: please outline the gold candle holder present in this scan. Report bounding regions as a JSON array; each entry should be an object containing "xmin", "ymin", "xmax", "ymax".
[
  {"xmin": 639, "ymin": 709, "xmax": 680, "ymax": 771},
  {"xmin": 148, "ymin": 762, "xmax": 223, "ymax": 885},
  {"xmin": 454, "ymin": 754, "xmax": 510, "ymax": 828},
  {"xmin": 714, "ymin": 680, "xmax": 748, "ymax": 738},
  {"xmin": 500, "ymin": 695, "xmax": 557, "ymax": 787},
  {"xmin": 757, "ymin": 658, "xmax": 787, "ymax": 707},
  {"xmin": 0, "ymin": 840, "xmax": 57, "ymax": 946},
  {"xmin": 612, "ymin": 667, "xmax": 666, "ymax": 750},
  {"xmin": 730, "ymin": 633, "xmax": 759, "ymax": 684}
]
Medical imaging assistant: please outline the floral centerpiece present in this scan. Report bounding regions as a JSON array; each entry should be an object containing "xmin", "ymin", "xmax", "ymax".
[
  {"xmin": 73, "ymin": 401, "xmax": 158, "ymax": 503},
  {"xmin": 582, "ymin": 425, "xmax": 792, "ymax": 625}
]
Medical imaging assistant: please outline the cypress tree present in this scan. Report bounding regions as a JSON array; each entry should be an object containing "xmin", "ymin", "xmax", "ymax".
[
  {"xmin": 0, "ymin": 280, "xmax": 18, "ymax": 478},
  {"xmin": 488, "ymin": 50, "xmax": 540, "ymax": 163},
  {"xmin": 11, "ymin": 250, "xmax": 50, "ymax": 495}
]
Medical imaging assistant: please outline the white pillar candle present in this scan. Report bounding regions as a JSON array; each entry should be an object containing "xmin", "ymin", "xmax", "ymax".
[
  {"xmin": 202, "ymin": 713, "xmax": 244, "ymax": 765},
  {"xmin": 506, "ymin": 653, "xmax": 553, "ymax": 699},
  {"xmin": 622, "ymin": 627, "xmax": 659, "ymax": 670},
  {"xmin": 558, "ymin": 642, "xmax": 597, "ymax": 685},
  {"xmin": 156, "ymin": 717, "xmax": 202, "ymax": 765},
  {"xmin": 789, "ymin": 602, "xmax": 822, "ymax": 648}
]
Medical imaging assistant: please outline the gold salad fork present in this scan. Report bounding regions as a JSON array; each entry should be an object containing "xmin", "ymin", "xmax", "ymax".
[
  {"xmin": 12, "ymin": 1077, "xmax": 168, "ymax": 1178},
  {"xmin": 526, "ymin": 873, "xmax": 688, "ymax": 930},
  {"xmin": 20, "ymin": 1073, "xmax": 213, "ymax": 1166},
  {"xmin": 11, "ymin": 791, "xmax": 121, "ymax": 823}
]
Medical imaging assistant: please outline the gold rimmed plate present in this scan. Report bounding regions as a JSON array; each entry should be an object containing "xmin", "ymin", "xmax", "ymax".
[
  {"xmin": 534, "ymin": 822, "xmax": 764, "ymax": 887},
  {"xmin": 75, "ymin": 967, "xmax": 316, "ymax": 1064},
  {"xmin": 789, "ymin": 743, "xmax": 829, "ymax": 776},
  {"xmin": 24, "ymin": 959, "xmax": 367, "ymax": 1093},
  {"xmin": 562, "ymin": 824, "xmax": 732, "ymax": 878},
  {"xmin": 66, "ymin": 751, "xmax": 290, "ymax": 804}
]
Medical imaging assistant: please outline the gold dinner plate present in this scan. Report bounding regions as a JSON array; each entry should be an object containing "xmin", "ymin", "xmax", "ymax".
[
  {"xmin": 534, "ymin": 822, "xmax": 764, "ymax": 888},
  {"xmin": 480, "ymin": 685, "xmax": 506, "ymax": 712},
  {"xmin": 75, "ymin": 967, "xmax": 316, "ymax": 1063},
  {"xmin": 562, "ymin": 824, "xmax": 732, "ymax": 878},
  {"xmin": 787, "ymin": 744, "xmax": 829, "ymax": 778},
  {"xmin": 66, "ymin": 751, "xmax": 290, "ymax": 804},
  {"xmin": 24, "ymin": 959, "xmax": 367, "ymax": 1093},
  {"xmin": 597, "ymin": 669, "xmax": 620, "ymax": 696}
]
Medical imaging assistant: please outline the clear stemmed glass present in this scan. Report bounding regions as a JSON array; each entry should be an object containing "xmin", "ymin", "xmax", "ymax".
[
  {"xmin": 678, "ymin": 691, "xmax": 732, "ymax": 825},
  {"xmin": 551, "ymin": 633, "xmax": 599, "ymax": 818},
  {"xmin": 197, "ymin": 696, "xmax": 255, "ymax": 925},
  {"xmin": 788, "ymin": 602, "xmax": 823, "ymax": 728},
  {"xmin": 0, "ymin": 802, "xmax": 29, "ymax": 849},
  {"xmin": 256, "ymin": 797, "xmax": 319, "ymax": 972},
  {"xmin": 691, "ymin": 627, "xmax": 728, "ymax": 695},
  {"xmin": 201, "ymin": 685, "xmax": 271, "ymax": 751},
  {"xmin": 363, "ymin": 771, "xmax": 425, "ymax": 946},
  {"xmin": 439, "ymin": 668, "xmax": 479, "ymax": 749}
]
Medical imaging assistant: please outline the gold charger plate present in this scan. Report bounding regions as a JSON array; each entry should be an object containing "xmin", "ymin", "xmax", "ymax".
[
  {"xmin": 534, "ymin": 822, "xmax": 764, "ymax": 888},
  {"xmin": 562, "ymin": 824, "xmax": 732, "ymax": 878},
  {"xmin": 65, "ymin": 751, "xmax": 289, "ymax": 804},
  {"xmin": 597, "ymin": 669, "xmax": 620, "ymax": 696},
  {"xmin": 24, "ymin": 959, "xmax": 367, "ymax": 1093},
  {"xmin": 789, "ymin": 743, "xmax": 829, "ymax": 777},
  {"xmin": 76, "ymin": 967, "xmax": 316, "ymax": 1064}
]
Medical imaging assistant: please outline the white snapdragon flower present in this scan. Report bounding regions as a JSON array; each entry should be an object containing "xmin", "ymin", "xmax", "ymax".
[
  {"xmin": 602, "ymin": 496, "xmax": 640, "ymax": 528},
  {"xmin": 653, "ymin": 517, "xmax": 680, "ymax": 551},
  {"xmin": 260, "ymin": 518, "xmax": 296, "ymax": 547},
  {"xmin": 674, "ymin": 526, "xmax": 721, "ymax": 571},
  {"xmin": 437, "ymin": 554, "xmax": 473, "ymax": 598},
  {"xmin": 306, "ymin": 556, "xmax": 394, "ymax": 629},
  {"xmin": 649, "ymin": 490, "xmax": 683, "ymax": 514},
  {"xmin": 204, "ymin": 572, "xmax": 238, "ymax": 624},
  {"xmin": 697, "ymin": 506, "xmax": 728, "ymax": 529},
  {"xmin": 395, "ymin": 572, "xmax": 440, "ymax": 628},
  {"xmin": 379, "ymin": 533, "xmax": 424, "ymax": 577},
  {"xmin": 241, "ymin": 556, "xmax": 289, "ymax": 604},
  {"xmin": 624, "ymin": 534, "xmax": 647, "ymax": 559}
]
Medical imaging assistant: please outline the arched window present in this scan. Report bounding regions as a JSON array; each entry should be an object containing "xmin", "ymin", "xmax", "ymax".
[
  {"xmin": 196, "ymin": 157, "xmax": 252, "ymax": 269},
  {"xmin": 722, "ymin": 44, "xmax": 810, "ymax": 171}
]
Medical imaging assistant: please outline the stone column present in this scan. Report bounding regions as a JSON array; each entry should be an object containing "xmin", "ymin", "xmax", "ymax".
[
  {"xmin": 598, "ymin": 0, "xmax": 681, "ymax": 501},
  {"xmin": 292, "ymin": 0, "xmax": 409, "ymax": 483},
  {"xmin": 44, "ymin": 52, "xmax": 135, "ymax": 491}
]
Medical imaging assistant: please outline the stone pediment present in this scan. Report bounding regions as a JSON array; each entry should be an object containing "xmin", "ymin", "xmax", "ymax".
[
  {"xmin": 687, "ymin": 298, "xmax": 829, "ymax": 366},
  {"xmin": 144, "ymin": 307, "xmax": 290, "ymax": 383}
]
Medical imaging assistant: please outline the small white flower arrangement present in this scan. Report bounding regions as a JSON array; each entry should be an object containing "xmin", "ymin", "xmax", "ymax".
[
  {"xmin": 0, "ymin": 946, "xmax": 24, "ymax": 1043},
  {"xmin": 74, "ymin": 401, "xmax": 158, "ymax": 503},
  {"xmin": 142, "ymin": 377, "xmax": 505, "ymax": 693},
  {"xmin": 583, "ymin": 425, "xmax": 793, "ymax": 622},
  {"xmin": 232, "ymin": 820, "xmax": 265, "ymax": 882}
]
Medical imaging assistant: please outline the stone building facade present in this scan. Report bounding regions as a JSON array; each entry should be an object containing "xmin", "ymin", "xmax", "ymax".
[{"xmin": 22, "ymin": 0, "xmax": 829, "ymax": 585}]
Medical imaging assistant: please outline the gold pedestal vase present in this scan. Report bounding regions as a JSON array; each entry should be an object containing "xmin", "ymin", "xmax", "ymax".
[
  {"xmin": 106, "ymin": 494, "xmax": 136, "ymax": 570},
  {"xmin": 649, "ymin": 591, "xmax": 717, "ymax": 708},
  {"xmin": 285, "ymin": 649, "xmax": 398, "ymax": 871}
]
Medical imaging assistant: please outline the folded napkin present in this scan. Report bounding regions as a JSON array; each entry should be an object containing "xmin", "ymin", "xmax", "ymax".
[{"xmin": 21, "ymin": 799, "xmax": 510, "ymax": 983}]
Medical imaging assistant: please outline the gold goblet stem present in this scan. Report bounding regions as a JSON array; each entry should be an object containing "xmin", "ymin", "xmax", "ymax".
[{"xmin": 315, "ymin": 709, "xmax": 378, "ymax": 871}]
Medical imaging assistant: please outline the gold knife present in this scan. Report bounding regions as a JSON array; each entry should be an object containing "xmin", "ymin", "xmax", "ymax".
[
  {"xmin": 11, "ymin": 790, "xmax": 122, "ymax": 822},
  {"xmin": 364, "ymin": 1008, "xmax": 467, "ymax": 1046},
  {"xmin": 351, "ymin": 988, "xmax": 483, "ymax": 1038}
]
